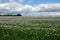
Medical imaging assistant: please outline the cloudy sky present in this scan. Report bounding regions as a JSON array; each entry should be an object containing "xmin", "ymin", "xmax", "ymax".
[{"xmin": 0, "ymin": 0, "xmax": 60, "ymax": 16}]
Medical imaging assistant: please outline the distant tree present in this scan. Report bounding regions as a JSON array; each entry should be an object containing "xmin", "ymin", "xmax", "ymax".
[
  {"xmin": 0, "ymin": 14, "xmax": 22, "ymax": 16},
  {"xmin": 17, "ymin": 14, "xmax": 22, "ymax": 16}
]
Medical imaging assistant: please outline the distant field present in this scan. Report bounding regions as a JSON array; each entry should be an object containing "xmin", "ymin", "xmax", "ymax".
[{"xmin": 0, "ymin": 16, "xmax": 60, "ymax": 40}]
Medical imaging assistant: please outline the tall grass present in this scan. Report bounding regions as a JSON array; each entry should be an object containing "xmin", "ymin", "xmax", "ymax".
[{"xmin": 0, "ymin": 17, "xmax": 60, "ymax": 40}]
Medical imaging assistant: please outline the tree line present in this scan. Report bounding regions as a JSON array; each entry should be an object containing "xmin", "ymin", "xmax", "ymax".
[{"xmin": 0, "ymin": 14, "xmax": 22, "ymax": 16}]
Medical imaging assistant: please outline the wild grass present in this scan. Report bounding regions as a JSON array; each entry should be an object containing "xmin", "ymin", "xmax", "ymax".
[{"xmin": 0, "ymin": 16, "xmax": 60, "ymax": 40}]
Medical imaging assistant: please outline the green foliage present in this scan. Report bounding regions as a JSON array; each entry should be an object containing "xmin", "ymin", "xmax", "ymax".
[
  {"xmin": 0, "ymin": 18, "xmax": 60, "ymax": 40},
  {"xmin": 17, "ymin": 14, "xmax": 22, "ymax": 16}
]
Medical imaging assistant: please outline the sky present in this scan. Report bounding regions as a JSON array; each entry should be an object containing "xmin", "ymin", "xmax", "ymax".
[{"xmin": 0, "ymin": 0, "xmax": 60, "ymax": 16}]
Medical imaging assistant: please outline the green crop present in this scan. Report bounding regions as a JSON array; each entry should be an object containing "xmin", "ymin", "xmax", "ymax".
[{"xmin": 0, "ymin": 17, "xmax": 60, "ymax": 40}]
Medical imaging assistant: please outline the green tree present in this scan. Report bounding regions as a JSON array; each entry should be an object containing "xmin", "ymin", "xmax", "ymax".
[{"xmin": 17, "ymin": 14, "xmax": 22, "ymax": 16}]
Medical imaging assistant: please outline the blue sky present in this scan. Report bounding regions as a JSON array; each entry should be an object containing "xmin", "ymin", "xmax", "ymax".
[
  {"xmin": 22, "ymin": 0, "xmax": 60, "ymax": 5},
  {"xmin": 1, "ymin": 0, "xmax": 60, "ymax": 5},
  {"xmin": 0, "ymin": 0, "xmax": 60, "ymax": 16}
]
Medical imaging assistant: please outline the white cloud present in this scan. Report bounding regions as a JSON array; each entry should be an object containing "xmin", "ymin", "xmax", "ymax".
[
  {"xmin": 33, "ymin": 3, "xmax": 60, "ymax": 12},
  {"xmin": 0, "ymin": 3, "xmax": 60, "ymax": 16},
  {"xmin": 9, "ymin": 0, "xmax": 23, "ymax": 3}
]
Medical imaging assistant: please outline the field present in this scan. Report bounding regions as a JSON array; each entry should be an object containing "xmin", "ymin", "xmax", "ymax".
[{"xmin": 0, "ymin": 16, "xmax": 60, "ymax": 40}]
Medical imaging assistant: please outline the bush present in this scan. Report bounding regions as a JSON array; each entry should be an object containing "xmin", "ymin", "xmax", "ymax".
[{"xmin": 17, "ymin": 14, "xmax": 22, "ymax": 16}]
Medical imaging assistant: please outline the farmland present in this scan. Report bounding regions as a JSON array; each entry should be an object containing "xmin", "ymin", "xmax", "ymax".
[{"xmin": 0, "ymin": 16, "xmax": 60, "ymax": 40}]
